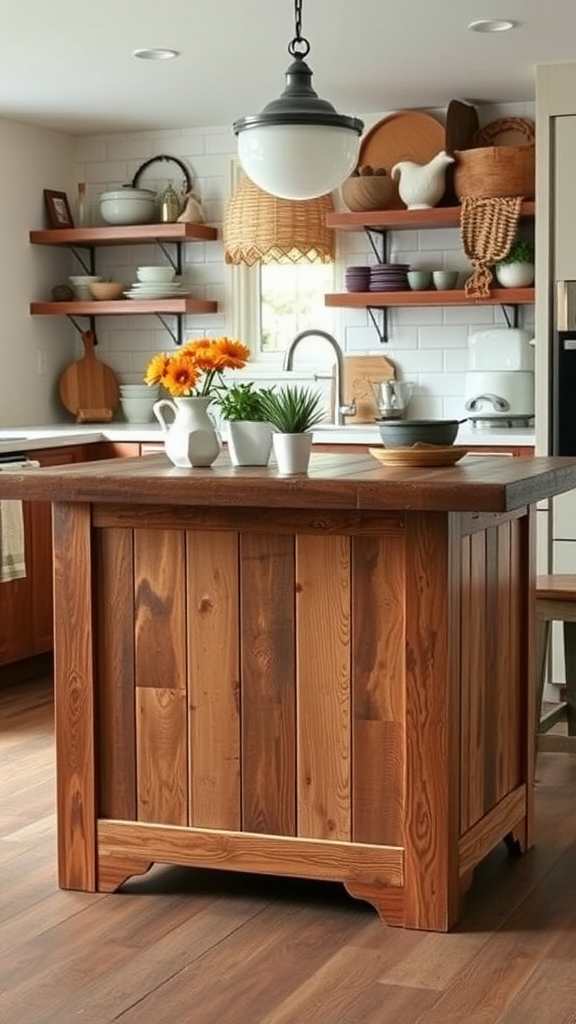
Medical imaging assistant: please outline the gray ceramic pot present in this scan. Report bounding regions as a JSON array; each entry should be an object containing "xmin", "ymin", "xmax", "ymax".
[{"xmin": 376, "ymin": 418, "xmax": 460, "ymax": 447}]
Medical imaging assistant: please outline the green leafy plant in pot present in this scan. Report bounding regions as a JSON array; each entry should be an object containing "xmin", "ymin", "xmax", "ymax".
[
  {"xmin": 258, "ymin": 385, "xmax": 326, "ymax": 475},
  {"xmin": 494, "ymin": 237, "xmax": 535, "ymax": 288},
  {"xmin": 213, "ymin": 382, "xmax": 276, "ymax": 466}
]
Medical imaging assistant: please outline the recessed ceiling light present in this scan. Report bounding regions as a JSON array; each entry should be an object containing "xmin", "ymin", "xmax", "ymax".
[
  {"xmin": 468, "ymin": 19, "xmax": 516, "ymax": 33},
  {"xmin": 132, "ymin": 48, "xmax": 180, "ymax": 60}
]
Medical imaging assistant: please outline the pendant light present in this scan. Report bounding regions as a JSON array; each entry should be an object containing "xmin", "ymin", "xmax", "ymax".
[{"xmin": 233, "ymin": 0, "xmax": 364, "ymax": 201}]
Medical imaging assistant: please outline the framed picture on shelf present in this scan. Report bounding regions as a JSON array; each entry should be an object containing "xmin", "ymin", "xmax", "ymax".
[{"xmin": 43, "ymin": 189, "xmax": 74, "ymax": 229}]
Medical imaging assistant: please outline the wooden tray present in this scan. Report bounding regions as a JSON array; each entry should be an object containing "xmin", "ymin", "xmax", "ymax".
[
  {"xmin": 358, "ymin": 111, "xmax": 445, "ymax": 209},
  {"xmin": 368, "ymin": 445, "xmax": 469, "ymax": 468}
]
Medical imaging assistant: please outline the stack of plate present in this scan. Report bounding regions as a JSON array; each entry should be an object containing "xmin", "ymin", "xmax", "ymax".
[
  {"xmin": 345, "ymin": 265, "xmax": 371, "ymax": 292},
  {"xmin": 124, "ymin": 281, "xmax": 190, "ymax": 300},
  {"xmin": 369, "ymin": 263, "xmax": 409, "ymax": 292}
]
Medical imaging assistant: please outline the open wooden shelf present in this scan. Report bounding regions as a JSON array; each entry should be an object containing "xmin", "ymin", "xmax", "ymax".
[
  {"xmin": 325, "ymin": 287, "xmax": 535, "ymax": 309},
  {"xmin": 29, "ymin": 222, "xmax": 218, "ymax": 246},
  {"xmin": 30, "ymin": 299, "xmax": 217, "ymax": 316},
  {"xmin": 325, "ymin": 202, "xmax": 536, "ymax": 232}
]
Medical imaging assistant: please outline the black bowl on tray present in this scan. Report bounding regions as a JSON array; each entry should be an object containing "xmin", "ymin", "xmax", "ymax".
[{"xmin": 376, "ymin": 418, "xmax": 461, "ymax": 448}]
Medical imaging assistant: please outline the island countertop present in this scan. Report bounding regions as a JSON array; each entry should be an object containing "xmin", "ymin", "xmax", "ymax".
[{"xmin": 0, "ymin": 450, "xmax": 575, "ymax": 514}]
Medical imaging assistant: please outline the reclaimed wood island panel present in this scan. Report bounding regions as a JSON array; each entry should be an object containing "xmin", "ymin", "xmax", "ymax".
[{"xmin": 2, "ymin": 450, "xmax": 576, "ymax": 932}]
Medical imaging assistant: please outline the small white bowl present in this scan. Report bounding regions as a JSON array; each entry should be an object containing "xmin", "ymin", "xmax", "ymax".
[
  {"xmin": 120, "ymin": 396, "xmax": 157, "ymax": 423},
  {"xmin": 69, "ymin": 275, "xmax": 102, "ymax": 300},
  {"xmin": 136, "ymin": 266, "xmax": 176, "ymax": 283}
]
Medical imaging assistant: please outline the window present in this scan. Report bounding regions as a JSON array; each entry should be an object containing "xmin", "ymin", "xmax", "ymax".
[{"xmin": 260, "ymin": 262, "xmax": 335, "ymax": 354}]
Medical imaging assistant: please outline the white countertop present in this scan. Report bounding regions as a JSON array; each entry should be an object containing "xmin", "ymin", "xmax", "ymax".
[{"xmin": 0, "ymin": 421, "xmax": 536, "ymax": 457}]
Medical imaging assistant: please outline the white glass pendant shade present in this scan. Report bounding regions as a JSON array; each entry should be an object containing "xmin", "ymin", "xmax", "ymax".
[
  {"xmin": 237, "ymin": 123, "xmax": 360, "ymax": 200},
  {"xmin": 234, "ymin": 35, "xmax": 364, "ymax": 202}
]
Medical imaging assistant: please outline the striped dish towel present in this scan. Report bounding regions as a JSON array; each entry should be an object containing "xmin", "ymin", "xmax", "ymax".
[
  {"xmin": 0, "ymin": 500, "xmax": 26, "ymax": 581},
  {"xmin": 0, "ymin": 460, "xmax": 40, "ymax": 583}
]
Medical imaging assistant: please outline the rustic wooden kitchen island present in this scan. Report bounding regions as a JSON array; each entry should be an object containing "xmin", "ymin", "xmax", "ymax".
[{"xmin": 3, "ymin": 449, "xmax": 576, "ymax": 932}]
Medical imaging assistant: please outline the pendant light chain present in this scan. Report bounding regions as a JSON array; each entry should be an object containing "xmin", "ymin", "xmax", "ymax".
[{"xmin": 289, "ymin": 0, "xmax": 310, "ymax": 59}]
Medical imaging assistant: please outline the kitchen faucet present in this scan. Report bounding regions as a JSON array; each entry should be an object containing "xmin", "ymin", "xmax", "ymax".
[{"xmin": 282, "ymin": 330, "xmax": 356, "ymax": 426}]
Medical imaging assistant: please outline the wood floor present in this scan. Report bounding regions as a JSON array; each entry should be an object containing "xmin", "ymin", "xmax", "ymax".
[{"xmin": 2, "ymin": 670, "xmax": 576, "ymax": 1024}]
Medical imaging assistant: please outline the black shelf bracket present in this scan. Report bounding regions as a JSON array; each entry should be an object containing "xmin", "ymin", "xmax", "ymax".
[
  {"xmin": 155, "ymin": 313, "xmax": 184, "ymax": 346},
  {"xmin": 154, "ymin": 239, "xmax": 183, "ymax": 274},
  {"xmin": 367, "ymin": 306, "xmax": 389, "ymax": 345},
  {"xmin": 67, "ymin": 313, "xmax": 97, "ymax": 338},
  {"xmin": 500, "ymin": 303, "xmax": 521, "ymax": 329},
  {"xmin": 70, "ymin": 245, "xmax": 96, "ymax": 275},
  {"xmin": 365, "ymin": 228, "xmax": 388, "ymax": 264}
]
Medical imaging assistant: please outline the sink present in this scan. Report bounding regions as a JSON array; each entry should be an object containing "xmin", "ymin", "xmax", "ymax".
[{"xmin": 0, "ymin": 434, "xmax": 29, "ymax": 440}]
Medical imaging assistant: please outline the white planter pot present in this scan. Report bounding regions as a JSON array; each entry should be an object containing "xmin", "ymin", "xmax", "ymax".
[
  {"xmin": 227, "ymin": 420, "xmax": 273, "ymax": 466},
  {"xmin": 494, "ymin": 262, "xmax": 535, "ymax": 288},
  {"xmin": 272, "ymin": 432, "xmax": 313, "ymax": 475}
]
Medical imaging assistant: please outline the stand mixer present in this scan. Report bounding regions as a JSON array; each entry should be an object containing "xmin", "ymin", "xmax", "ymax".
[{"xmin": 463, "ymin": 328, "xmax": 535, "ymax": 427}]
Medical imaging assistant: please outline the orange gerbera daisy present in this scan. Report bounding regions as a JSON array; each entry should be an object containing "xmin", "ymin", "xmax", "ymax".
[
  {"xmin": 144, "ymin": 336, "xmax": 250, "ymax": 398},
  {"xmin": 162, "ymin": 354, "xmax": 200, "ymax": 397},
  {"xmin": 144, "ymin": 353, "xmax": 170, "ymax": 386}
]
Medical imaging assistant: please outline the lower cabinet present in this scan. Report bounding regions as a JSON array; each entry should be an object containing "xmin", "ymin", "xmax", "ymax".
[{"xmin": 0, "ymin": 445, "xmax": 83, "ymax": 666}]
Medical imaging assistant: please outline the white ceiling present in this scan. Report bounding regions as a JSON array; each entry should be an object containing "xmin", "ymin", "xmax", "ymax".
[{"xmin": 1, "ymin": 0, "xmax": 574, "ymax": 135}]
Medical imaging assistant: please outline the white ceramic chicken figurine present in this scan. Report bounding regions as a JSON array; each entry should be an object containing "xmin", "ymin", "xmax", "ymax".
[{"xmin": 391, "ymin": 150, "xmax": 454, "ymax": 209}]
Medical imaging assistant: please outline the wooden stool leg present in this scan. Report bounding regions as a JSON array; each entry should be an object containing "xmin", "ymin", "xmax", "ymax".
[
  {"xmin": 563, "ymin": 621, "xmax": 576, "ymax": 735},
  {"xmin": 536, "ymin": 620, "xmax": 551, "ymax": 733}
]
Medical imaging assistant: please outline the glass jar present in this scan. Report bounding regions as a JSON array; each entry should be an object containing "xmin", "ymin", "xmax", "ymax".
[{"xmin": 160, "ymin": 181, "xmax": 180, "ymax": 223}]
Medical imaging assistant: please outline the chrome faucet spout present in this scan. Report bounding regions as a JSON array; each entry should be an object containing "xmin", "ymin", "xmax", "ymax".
[{"xmin": 283, "ymin": 330, "xmax": 356, "ymax": 426}]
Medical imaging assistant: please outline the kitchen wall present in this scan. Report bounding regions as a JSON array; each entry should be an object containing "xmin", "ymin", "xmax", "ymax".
[
  {"xmin": 0, "ymin": 99, "xmax": 534, "ymax": 427},
  {"xmin": 0, "ymin": 118, "xmax": 76, "ymax": 426},
  {"xmin": 70, "ymin": 99, "xmax": 535, "ymax": 419}
]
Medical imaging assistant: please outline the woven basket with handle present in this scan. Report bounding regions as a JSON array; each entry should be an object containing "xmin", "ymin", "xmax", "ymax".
[{"xmin": 454, "ymin": 145, "xmax": 535, "ymax": 200}]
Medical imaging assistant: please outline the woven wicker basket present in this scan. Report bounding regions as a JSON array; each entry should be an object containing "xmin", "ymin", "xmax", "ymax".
[{"xmin": 454, "ymin": 145, "xmax": 535, "ymax": 200}]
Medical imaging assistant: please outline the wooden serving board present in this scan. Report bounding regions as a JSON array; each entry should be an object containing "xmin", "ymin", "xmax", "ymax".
[
  {"xmin": 59, "ymin": 330, "xmax": 120, "ymax": 423},
  {"xmin": 343, "ymin": 355, "xmax": 396, "ymax": 423}
]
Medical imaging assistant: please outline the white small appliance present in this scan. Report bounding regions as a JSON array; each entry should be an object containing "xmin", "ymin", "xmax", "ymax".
[{"xmin": 464, "ymin": 328, "xmax": 535, "ymax": 426}]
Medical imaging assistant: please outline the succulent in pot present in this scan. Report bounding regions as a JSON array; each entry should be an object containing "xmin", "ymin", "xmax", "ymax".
[{"xmin": 257, "ymin": 385, "xmax": 326, "ymax": 475}]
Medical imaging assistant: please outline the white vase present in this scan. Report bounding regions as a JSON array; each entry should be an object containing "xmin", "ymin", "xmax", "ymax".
[
  {"xmin": 226, "ymin": 420, "xmax": 273, "ymax": 466},
  {"xmin": 272, "ymin": 432, "xmax": 314, "ymax": 475},
  {"xmin": 494, "ymin": 262, "xmax": 535, "ymax": 288},
  {"xmin": 153, "ymin": 396, "xmax": 220, "ymax": 468}
]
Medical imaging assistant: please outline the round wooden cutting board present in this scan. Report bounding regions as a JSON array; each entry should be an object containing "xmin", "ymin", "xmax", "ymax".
[
  {"xmin": 59, "ymin": 330, "xmax": 119, "ymax": 423},
  {"xmin": 358, "ymin": 111, "xmax": 445, "ymax": 209}
]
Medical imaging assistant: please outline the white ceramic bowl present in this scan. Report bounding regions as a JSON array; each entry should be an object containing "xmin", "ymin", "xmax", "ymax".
[
  {"xmin": 69, "ymin": 275, "xmax": 102, "ymax": 300},
  {"xmin": 99, "ymin": 189, "xmax": 156, "ymax": 226},
  {"xmin": 120, "ymin": 396, "xmax": 157, "ymax": 423},
  {"xmin": 136, "ymin": 266, "xmax": 176, "ymax": 283}
]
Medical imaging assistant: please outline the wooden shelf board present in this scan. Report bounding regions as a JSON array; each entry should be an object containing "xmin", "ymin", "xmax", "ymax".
[
  {"xmin": 325, "ymin": 288, "xmax": 535, "ymax": 308},
  {"xmin": 325, "ymin": 201, "xmax": 536, "ymax": 232},
  {"xmin": 29, "ymin": 223, "xmax": 218, "ymax": 246},
  {"xmin": 30, "ymin": 299, "xmax": 218, "ymax": 315}
]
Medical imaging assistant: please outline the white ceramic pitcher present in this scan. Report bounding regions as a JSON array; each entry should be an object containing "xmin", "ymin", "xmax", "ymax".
[{"xmin": 153, "ymin": 396, "xmax": 220, "ymax": 468}]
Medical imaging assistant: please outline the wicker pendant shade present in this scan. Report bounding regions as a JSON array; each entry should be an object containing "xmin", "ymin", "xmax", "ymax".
[{"xmin": 224, "ymin": 176, "xmax": 335, "ymax": 266}]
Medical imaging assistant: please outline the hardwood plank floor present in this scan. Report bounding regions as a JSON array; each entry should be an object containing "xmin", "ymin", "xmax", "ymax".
[{"xmin": 2, "ymin": 671, "xmax": 576, "ymax": 1023}]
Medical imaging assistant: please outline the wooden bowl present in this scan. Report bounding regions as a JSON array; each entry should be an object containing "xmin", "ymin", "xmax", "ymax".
[
  {"xmin": 341, "ymin": 175, "xmax": 395, "ymax": 212},
  {"xmin": 88, "ymin": 281, "xmax": 125, "ymax": 301}
]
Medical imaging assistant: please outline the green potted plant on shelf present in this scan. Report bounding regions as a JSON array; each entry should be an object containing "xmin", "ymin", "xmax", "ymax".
[
  {"xmin": 213, "ymin": 381, "xmax": 276, "ymax": 466},
  {"xmin": 494, "ymin": 237, "xmax": 535, "ymax": 288},
  {"xmin": 258, "ymin": 384, "xmax": 326, "ymax": 475}
]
